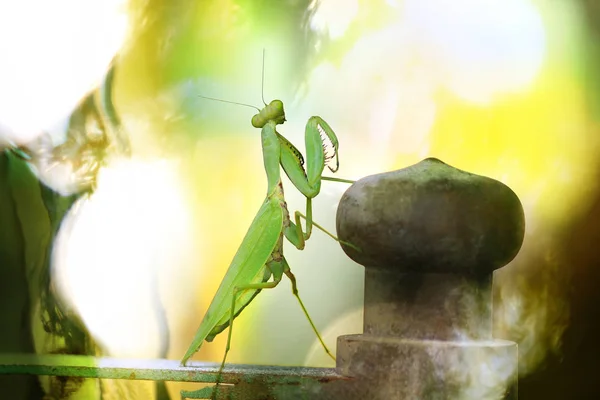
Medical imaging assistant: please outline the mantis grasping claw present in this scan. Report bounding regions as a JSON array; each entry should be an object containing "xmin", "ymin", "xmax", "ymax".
[{"xmin": 181, "ymin": 56, "xmax": 356, "ymax": 400}]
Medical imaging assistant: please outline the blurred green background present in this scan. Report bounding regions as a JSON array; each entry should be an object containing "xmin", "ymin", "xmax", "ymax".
[{"xmin": 2, "ymin": 0, "xmax": 600, "ymax": 399}]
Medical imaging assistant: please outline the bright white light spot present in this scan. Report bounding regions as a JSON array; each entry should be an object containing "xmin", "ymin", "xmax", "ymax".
[
  {"xmin": 310, "ymin": 0, "xmax": 359, "ymax": 39},
  {"xmin": 427, "ymin": 340, "xmax": 517, "ymax": 399},
  {"xmin": 405, "ymin": 0, "xmax": 546, "ymax": 103},
  {"xmin": 298, "ymin": 24, "xmax": 438, "ymax": 168},
  {"xmin": 0, "ymin": 0, "xmax": 128, "ymax": 143},
  {"xmin": 52, "ymin": 158, "xmax": 195, "ymax": 358},
  {"xmin": 368, "ymin": 86, "xmax": 399, "ymax": 146}
]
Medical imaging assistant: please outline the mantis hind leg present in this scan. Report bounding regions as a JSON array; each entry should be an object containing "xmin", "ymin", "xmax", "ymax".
[
  {"xmin": 282, "ymin": 258, "xmax": 335, "ymax": 362},
  {"xmin": 321, "ymin": 176, "xmax": 355, "ymax": 184},
  {"xmin": 286, "ymin": 208, "xmax": 360, "ymax": 252},
  {"xmin": 180, "ymin": 278, "xmax": 281, "ymax": 400}
]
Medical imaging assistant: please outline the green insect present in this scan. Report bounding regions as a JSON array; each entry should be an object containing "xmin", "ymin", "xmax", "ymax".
[{"xmin": 181, "ymin": 68, "xmax": 356, "ymax": 400}]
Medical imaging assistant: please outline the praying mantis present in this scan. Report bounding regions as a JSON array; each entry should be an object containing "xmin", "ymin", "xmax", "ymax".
[{"xmin": 180, "ymin": 61, "xmax": 356, "ymax": 400}]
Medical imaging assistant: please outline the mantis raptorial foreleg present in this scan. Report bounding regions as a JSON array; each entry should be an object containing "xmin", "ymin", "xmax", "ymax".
[{"xmin": 279, "ymin": 116, "xmax": 341, "ymax": 243}]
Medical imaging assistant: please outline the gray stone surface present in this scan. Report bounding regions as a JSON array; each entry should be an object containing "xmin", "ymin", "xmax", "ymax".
[
  {"xmin": 334, "ymin": 158, "xmax": 524, "ymax": 399},
  {"xmin": 336, "ymin": 158, "xmax": 525, "ymax": 274}
]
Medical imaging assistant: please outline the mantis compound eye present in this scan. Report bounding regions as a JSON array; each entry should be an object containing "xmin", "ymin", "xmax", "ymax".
[{"xmin": 251, "ymin": 114, "xmax": 264, "ymax": 128}]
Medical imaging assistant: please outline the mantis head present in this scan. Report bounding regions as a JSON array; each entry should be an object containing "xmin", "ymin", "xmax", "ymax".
[{"xmin": 251, "ymin": 100, "xmax": 286, "ymax": 128}]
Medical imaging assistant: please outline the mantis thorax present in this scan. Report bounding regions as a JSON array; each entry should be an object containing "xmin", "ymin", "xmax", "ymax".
[{"xmin": 251, "ymin": 100, "xmax": 286, "ymax": 128}]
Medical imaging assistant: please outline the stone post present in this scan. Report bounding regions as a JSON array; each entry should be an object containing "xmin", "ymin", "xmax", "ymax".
[{"xmin": 335, "ymin": 158, "xmax": 524, "ymax": 400}]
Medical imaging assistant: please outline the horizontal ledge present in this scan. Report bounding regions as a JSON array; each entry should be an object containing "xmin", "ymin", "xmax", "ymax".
[{"xmin": 0, "ymin": 354, "xmax": 346, "ymax": 385}]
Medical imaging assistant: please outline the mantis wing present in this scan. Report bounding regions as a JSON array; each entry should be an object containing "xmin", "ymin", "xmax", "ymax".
[{"xmin": 182, "ymin": 196, "xmax": 283, "ymax": 364}]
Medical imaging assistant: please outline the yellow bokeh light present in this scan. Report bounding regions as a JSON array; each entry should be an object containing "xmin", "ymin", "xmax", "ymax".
[{"xmin": 297, "ymin": 0, "xmax": 595, "ymax": 380}]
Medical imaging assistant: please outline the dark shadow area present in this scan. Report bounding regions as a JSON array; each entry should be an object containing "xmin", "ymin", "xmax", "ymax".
[
  {"xmin": 518, "ymin": 187, "xmax": 600, "ymax": 399},
  {"xmin": 517, "ymin": 2, "xmax": 600, "ymax": 398},
  {"xmin": 0, "ymin": 152, "xmax": 45, "ymax": 400}
]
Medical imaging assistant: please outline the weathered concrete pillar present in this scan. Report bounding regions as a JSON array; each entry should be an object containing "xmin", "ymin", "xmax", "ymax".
[{"xmin": 335, "ymin": 158, "xmax": 524, "ymax": 400}]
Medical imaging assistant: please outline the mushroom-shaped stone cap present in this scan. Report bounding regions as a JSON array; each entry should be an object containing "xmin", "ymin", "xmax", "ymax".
[{"xmin": 336, "ymin": 158, "xmax": 525, "ymax": 274}]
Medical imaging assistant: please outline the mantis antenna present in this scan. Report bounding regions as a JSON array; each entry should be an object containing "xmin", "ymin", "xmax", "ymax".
[
  {"xmin": 261, "ymin": 48, "xmax": 267, "ymax": 106},
  {"xmin": 198, "ymin": 49, "xmax": 270, "ymax": 112},
  {"xmin": 197, "ymin": 95, "xmax": 260, "ymax": 112}
]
